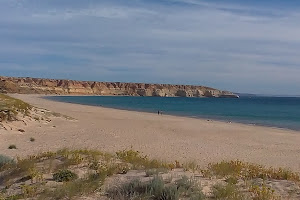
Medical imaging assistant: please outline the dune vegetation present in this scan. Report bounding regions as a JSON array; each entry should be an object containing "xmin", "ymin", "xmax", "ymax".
[
  {"xmin": 0, "ymin": 93, "xmax": 74, "ymax": 131},
  {"xmin": 0, "ymin": 148, "xmax": 299, "ymax": 200},
  {"xmin": 0, "ymin": 94, "xmax": 32, "ymax": 122}
]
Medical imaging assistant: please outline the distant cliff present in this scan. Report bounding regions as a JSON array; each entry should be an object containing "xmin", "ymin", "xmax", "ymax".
[{"xmin": 0, "ymin": 76, "xmax": 238, "ymax": 98}]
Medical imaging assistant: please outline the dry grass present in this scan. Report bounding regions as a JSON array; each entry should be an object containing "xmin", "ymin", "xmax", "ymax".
[
  {"xmin": 0, "ymin": 149, "xmax": 299, "ymax": 199},
  {"xmin": 201, "ymin": 160, "xmax": 300, "ymax": 182},
  {"xmin": 7, "ymin": 145, "xmax": 17, "ymax": 150},
  {"xmin": 39, "ymin": 174, "xmax": 103, "ymax": 200},
  {"xmin": 116, "ymin": 149, "xmax": 173, "ymax": 170},
  {"xmin": 250, "ymin": 183, "xmax": 280, "ymax": 200},
  {"xmin": 212, "ymin": 183, "xmax": 248, "ymax": 200},
  {"xmin": 0, "ymin": 94, "xmax": 31, "ymax": 120},
  {"xmin": 0, "ymin": 148, "xmax": 173, "ymax": 199},
  {"xmin": 0, "ymin": 155, "xmax": 14, "ymax": 168},
  {"xmin": 107, "ymin": 176, "xmax": 205, "ymax": 200},
  {"xmin": 0, "ymin": 94, "xmax": 74, "ymax": 126}
]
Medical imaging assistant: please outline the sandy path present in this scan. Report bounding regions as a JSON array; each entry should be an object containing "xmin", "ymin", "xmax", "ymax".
[{"xmin": 1, "ymin": 94, "xmax": 300, "ymax": 172}]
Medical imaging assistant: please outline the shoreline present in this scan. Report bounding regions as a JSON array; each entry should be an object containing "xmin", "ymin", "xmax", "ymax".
[
  {"xmin": 45, "ymin": 95, "xmax": 300, "ymax": 132},
  {"xmin": 1, "ymin": 94, "xmax": 300, "ymax": 172}
]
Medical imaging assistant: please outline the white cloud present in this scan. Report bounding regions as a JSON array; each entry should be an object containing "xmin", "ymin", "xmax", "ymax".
[{"xmin": 0, "ymin": 0, "xmax": 300, "ymax": 95}]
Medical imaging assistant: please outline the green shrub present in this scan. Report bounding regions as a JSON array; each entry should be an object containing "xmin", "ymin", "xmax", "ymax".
[
  {"xmin": 225, "ymin": 176, "xmax": 238, "ymax": 185},
  {"xmin": 41, "ymin": 173, "xmax": 103, "ymax": 199},
  {"xmin": 176, "ymin": 176, "xmax": 194, "ymax": 190},
  {"xmin": 0, "ymin": 154, "xmax": 14, "ymax": 168},
  {"xmin": 109, "ymin": 177, "xmax": 178, "ymax": 200},
  {"xmin": 116, "ymin": 149, "xmax": 169, "ymax": 170},
  {"xmin": 108, "ymin": 179, "xmax": 146, "ymax": 199},
  {"xmin": 107, "ymin": 177, "xmax": 178, "ymax": 199},
  {"xmin": 176, "ymin": 176, "xmax": 205, "ymax": 199},
  {"xmin": 250, "ymin": 184, "xmax": 280, "ymax": 200},
  {"xmin": 108, "ymin": 176, "xmax": 204, "ymax": 200},
  {"xmin": 3, "ymin": 195, "xmax": 22, "ymax": 200},
  {"xmin": 21, "ymin": 185, "xmax": 38, "ymax": 198},
  {"xmin": 53, "ymin": 169, "xmax": 78, "ymax": 182},
  {"xmin": 159, "ymin": 185, "xmax": 179, "ymax": 200},
  {"xmin": 0, "ymin": 94, "xmax": 32, "ymax": 117},
  {"xmin": 201, "ymin": 160, "xmax": 300, "ymax": 182},
  {"xmin": 30, "ymin": 137, "xmax": 35, "ymax": 142},
  {"xmin": 212, "ymin": 183, "xmax": 246, "ymax": 200},
  {"xmin": 147, "ymin": 176, "xmax": 173, "ymax": 199},
  {"xmin": 183, "ymin": 161, "xmax": 199, "ymax": 172},
  {"xmin": 8, "ymin": 144, "xmax": 17, "ymax": 149},
  {"xmin": 0, "ymin": 157, "xmax": 35, "ymax": 184},
  {"xmin": 116, "ymin": 149, "xmax": 148, "ymax": 168}
]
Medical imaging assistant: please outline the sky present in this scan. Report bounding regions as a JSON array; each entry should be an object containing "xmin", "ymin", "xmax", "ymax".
[{"xmin": 1, "ymin": 0, "xmax": 300, "ymax": 95}]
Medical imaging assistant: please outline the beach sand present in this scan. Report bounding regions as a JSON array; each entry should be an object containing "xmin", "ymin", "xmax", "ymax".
[{"xmin": 1, "ymin": 94, "xmax": 300, "ymax": 172}]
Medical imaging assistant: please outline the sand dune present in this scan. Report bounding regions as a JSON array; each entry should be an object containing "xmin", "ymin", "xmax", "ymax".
[{"xmin": 1, "ymin": 94, "xmax": 300, "ymax": 172}]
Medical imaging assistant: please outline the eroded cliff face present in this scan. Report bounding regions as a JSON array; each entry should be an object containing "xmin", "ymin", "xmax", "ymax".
[{"xmin": 0, "ymin": 76, "xmax": 238, "ymax": 98}]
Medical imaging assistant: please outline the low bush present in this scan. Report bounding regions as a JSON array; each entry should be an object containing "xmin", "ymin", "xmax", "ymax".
[
  {"xmin": 8, "ymin": 144, "xmax": 17, "ymax": 149},
  {"xmin": 212, "ymin": 183, "xmax": 247, "ymax": 200},
  {"xmin": 21, "ymin": 185, "xmax": 38, "ymax": 198},
  {"xmin": 107, "ymin": 176, "xmax": 204, "ymax": 200},
  {"xmin": 176, "ymin": 176, "xmax": 205, "ymax": 199},
  {"xmin": 41, "ymin": 173, "xmax": 102, "ymax": 199},
  {"xmin": 250, "ymin": 184, "xmax": 280, "ymax": 200},
  {"xmin": 116, "ymin": 149, "xmax": 170, "ymax": 170},
  {"xmin": 108, "ymin": 177, "xmax": 179, "ymax": 200},
  {"xmin": 0, "ymin": 154, "xmax": 14, "ymax": 168},
  {"xmin": 0, "ymin": 94, "xmax": 32, "ymax": 117},
  {"xmin": 53, "ymin": 169, "xmax": 78, "ymax": 182},
  {"xmin": 201, "ymin": 160, "xmax": 300, "ymax": 182},
  {"xmin": 225, "ymin": 176, "xmax": 238, "ymax": 185},
  {"xmin": 1, "ymin": 148, "xmax": 298, "ymax": 200},
  {"xmin": 183, "ymin": 161, "xmax": 199, "ymax": 172}
]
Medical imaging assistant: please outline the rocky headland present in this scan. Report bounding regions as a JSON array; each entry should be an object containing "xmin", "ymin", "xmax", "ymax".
[{"xmin": 0, "ymin": 76, "xmax": 238, "ymax": 98}]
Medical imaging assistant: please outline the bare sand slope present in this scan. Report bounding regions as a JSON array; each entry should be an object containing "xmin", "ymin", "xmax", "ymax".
[{"xmin": 1, "ymin": 94, "xmax": 300, "ymax": 172}]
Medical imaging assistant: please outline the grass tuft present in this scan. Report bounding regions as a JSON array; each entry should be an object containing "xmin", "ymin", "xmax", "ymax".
[
  {"xmin": 107, "ymin": 176, "xmax": 205, "ymax": 200},
  {"xmin": 201, "ymin": 160, "xmax": 300, "ymax": 182},
  {"xmin": 116, "ymin": 148, "xmax": 171, "ymax": 170},
  {"xmin": 250, "ymin": 183, "xmax": 280, "ymax": 200},
  {"xmin": 212, "ymin": 183, "xmax": 247, "ymax": 200},
  {"xmin": 0, "ymin": 93, "xmax": 32, "ymax": 122},
  {"xmin": 40, "ymin": 174, "xmax": 103, "ymax": 200},
  {"xmin": 53, "ymin": 169, "xmax": 78, "ymax": 182},
  {"xmin": 0, "ymin": 149, "xmax": 298, "ymax": 200},
  {"xmin": 8, "ymin": 144, "xmax": 17, "ymax": 149},
  {"xmin": 0, "ymin": 154, "xmax": 14, "ymax": 168}
]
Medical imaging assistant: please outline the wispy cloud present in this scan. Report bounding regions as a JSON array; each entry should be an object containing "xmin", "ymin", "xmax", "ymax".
[{"xmin": 0, "ymin": 0, "xmax": 300, "ymax": 95}]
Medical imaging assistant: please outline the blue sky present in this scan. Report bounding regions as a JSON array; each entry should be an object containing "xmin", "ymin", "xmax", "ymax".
[{"xmin": 1, "ymin": 0, "xmax": 300, "ymax": 95}]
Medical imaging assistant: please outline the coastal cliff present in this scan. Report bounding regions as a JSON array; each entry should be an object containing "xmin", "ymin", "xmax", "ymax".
[{"xmin": 0, "ymin": 76, "xmax": 238, "ymax": 98}]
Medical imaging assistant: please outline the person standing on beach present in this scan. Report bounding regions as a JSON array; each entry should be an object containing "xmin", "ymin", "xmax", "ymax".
[{"xmin": 158, "ymin": 110, "xmax": 160, "ymax": 115}]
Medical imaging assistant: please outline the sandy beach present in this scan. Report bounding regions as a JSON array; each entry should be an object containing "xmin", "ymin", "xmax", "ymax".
[{"xmin": 1, "ymin": 94, "xmax": 300, "ymax": 172}]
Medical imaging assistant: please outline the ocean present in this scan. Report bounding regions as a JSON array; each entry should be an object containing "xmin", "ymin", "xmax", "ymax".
[{"xmin": 47, "ymin": 96, "xmax": 300, "ymax": 131}]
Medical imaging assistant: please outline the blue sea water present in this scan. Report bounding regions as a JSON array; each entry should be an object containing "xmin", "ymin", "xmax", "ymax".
[{"xmin": 47, "ymin": 96, "xmax": 300, "ymax": 131}]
